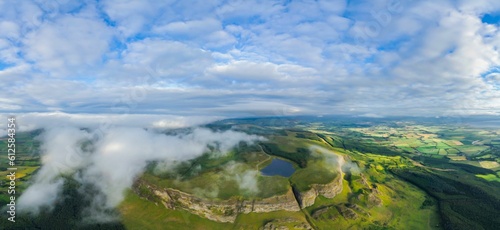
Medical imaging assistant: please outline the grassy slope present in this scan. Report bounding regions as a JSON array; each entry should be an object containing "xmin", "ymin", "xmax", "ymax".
[
  {"xmin": 119, "ymin": 191, "xmax": 233, "ymax": 230},
  {"xmin": 392, "ymin": 167, "xmax": 500, "ymax": 230},
  {"xmin": 289, "ymin": 163, "xmax": 338, "ymax": 192},
  {"xmin": 339, "ymin": 124, "xmax": 500, "ymax": 230},
  {"xmin": 303, "ymin": 150, "xmax": 440, "ymax": 230},
  {"xmin": 142, "ymin": 144, "xmax": 291, "ymax": 200}
]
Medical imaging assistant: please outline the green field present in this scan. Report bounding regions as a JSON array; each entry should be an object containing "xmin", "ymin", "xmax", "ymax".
[
  {"xmin": 1, "ymin": 118, "xmax": 499, "ymax": 229},
  {"xmin": 290, "ymin": 163, "xmax": 338, "ymax": 192}
]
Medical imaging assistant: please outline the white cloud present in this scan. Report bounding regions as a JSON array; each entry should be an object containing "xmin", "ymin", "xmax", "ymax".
[
  {"xmin": 22, "ymin": 13, "xmax": 113, "ymax": 76},
  {"xmin": 206, "ymin": 60, "xmax": 320, "ymax": 89},
  {"xmin": 208, "ymin": 60, "xmax": 283, "ymax": 81},
  {"xmin": 0, "ymin": 21, "xmax": 20, "ymax": 39},
  {"xmin": 17, "ymin": 179, "xmax": 64, "ymax": 214},
  {"xmin": 153, "ymin": 18, "xmax": 237, "ymax": 48},
  {"xmin": 225, "ymin": 162, "xmax": 260, "ymax": 195},
  {"xmin": 100, "ymin": 0, "xmax": 168, "ymax": 37},
  {"xmin": 319, "ymin": 0, "xmax": 347, "ymax": 15},
  {"xmin": 0, "ymin": 112, "xmax": 222, "ymax": 135},
  {"xmin": 17, "ymin": 125, "xmax": 264, "ymax": 218},
  {"xmin": 153, "ymin": 18, "xmax": 221, "ymax": 36},
  {"xmin": 114, "ymin": 38, "xmax": 213, "ymax": 81},
  {"xmin": 0, "ymin": 0, "xmax": 498, "ymax": 116},
  {"xmin": 216, "ymin": 0, "xmax": 284, "ymax": 19},
  {"xmin": 458, "ymin": 0, "xmax": 500, "ymax": 14},
  {"xmin": 392, "ymin": 10, "xmax": 499, "ymax": 88},
  {"xmin": 485, "ymin": 73, "xmax": 500, "ymax": 84},
  {"xmin": 206, "ymin": 100, "xmax": 306, "ymax": 116}
]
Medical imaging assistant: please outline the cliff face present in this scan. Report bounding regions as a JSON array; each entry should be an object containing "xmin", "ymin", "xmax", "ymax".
[
  {"xmin": 134, "ymin": 172, "xmax": 343, "ymax": 223},
  {"xmin": 136, "ymin": 180, "xmax": 301, "ymax": 223},
  {"xmin": 294, "ymin": 173, "xmax": 343, "ymax": 208}
]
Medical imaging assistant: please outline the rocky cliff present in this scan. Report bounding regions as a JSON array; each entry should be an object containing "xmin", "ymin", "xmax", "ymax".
[
  {"xmin": 293, "ymin": 173, "xmax": 343, "ymax": 208},
  {"xmin": 134, "ymin": 171, "xmax": 343, "ymax": 223},
  {"xmin": 135, "ymin": 180, "xmax": 301, "ymax": 223}
]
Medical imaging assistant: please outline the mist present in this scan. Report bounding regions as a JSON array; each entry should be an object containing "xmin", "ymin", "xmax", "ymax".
[
  {"xmin": 225, "ymin": 162, "xmax": 260, "ymax": 195},
  {"xmin": 16, "ymin": 124, "xmax": 264, "ymax": 222},
  {"xmin": 309, "ymin": 145, "xmax": 360, "ymax": 174}
]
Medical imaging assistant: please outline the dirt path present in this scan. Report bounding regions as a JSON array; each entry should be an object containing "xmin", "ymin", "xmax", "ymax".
[{"xmin": 255, "ymin": 155, "xmax": 272, "ymax": 171}]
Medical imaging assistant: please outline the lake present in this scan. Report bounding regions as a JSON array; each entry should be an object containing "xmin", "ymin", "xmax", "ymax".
[{"xmin": 260, "ymin": 158, "xmax": 295, "ymax": 177}]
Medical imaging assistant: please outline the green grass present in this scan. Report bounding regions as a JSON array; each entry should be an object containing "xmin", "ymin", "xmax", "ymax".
[
  {"xmin": 289, "ymin": 164, "xmax": 338, "ymax": 192},
  {"xmin": 436, "ymin": 141, "xmax": 452, "ymax": 149},
  {"xmin": 303, "ymin": 167, "xmax": 439, "ymax": 230},
  {"xmin": 234, "ymin": 210, "xmax": 309, "ymax": 229},
  {"xmin": 445, "ymin": 148, "xmax": 460, "ymax": 155},
  {"xmin": 392, "ymin": 167, "xmax": 500, "ymax": 230},
  {"xmin": 476, "ymin": 174, "xmax": 500, "ymax": 183},
  {"xmin": 417, "ymin": 146, "xmax": 439, "ymax": 155},
  {"xmin": 0, "ymin": 131, "xmax": 42, "ymax": 207},
  {"xmin": 257, "ymin": 175, "xmax": 290, "ymax": 197},
  {"xmin": 119, "ymin": 190, "xmax": 233, "ymax": 230},
  {"xmin": 142, "ymin": 163, "xmax": 290, "ymax": 200},
  {"xmin": 455, "ymin": 145, "xmax": 489, "ymax": 155},
  {"xmin": 260, "ymin": 142, "xmax": 310, "ymax": 168}
]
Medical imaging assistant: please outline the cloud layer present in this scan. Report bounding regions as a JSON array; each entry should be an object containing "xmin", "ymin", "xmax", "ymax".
[
  {"xmin": 17, "ymin": 125, "xmax": 264, "ymax": 221},
  {"xmin": 0, "ymin": 0, "xmax": 499, "ymax": 116}
]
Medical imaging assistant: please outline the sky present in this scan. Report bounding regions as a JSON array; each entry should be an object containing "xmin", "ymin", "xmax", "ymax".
[{"xmin": 1, "ymin": 0, "xmax": 500, "ymax": 118}]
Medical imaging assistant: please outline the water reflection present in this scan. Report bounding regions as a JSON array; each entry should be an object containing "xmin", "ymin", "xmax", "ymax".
[{"xmin": 260, "ymin": 158, "xmax": 295, "ymax": 177}]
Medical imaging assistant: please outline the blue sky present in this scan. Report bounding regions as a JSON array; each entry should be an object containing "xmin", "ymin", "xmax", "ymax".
[{"xmin": 1, "ymin": 0, "xmax": 500, "ymax": 117}]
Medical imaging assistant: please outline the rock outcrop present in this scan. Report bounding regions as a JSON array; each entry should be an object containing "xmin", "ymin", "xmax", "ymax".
[
  {"xmin": 133, "ymin": 169, "xmax": 343, "ymax": 223},
  {"xmin": 293, "ymin": 173, "xmax": 343, "ymax": 208},
  {"xmin": 135, "ymin": 180, "xmax": 301, "ymax": 223},
  {"xmin": 336, "ymin": 204, "xmax": 358, "ymax": 220},
  {"xmin": 260, "ymin": 218, "xmax": 313, "ymax": 230}
]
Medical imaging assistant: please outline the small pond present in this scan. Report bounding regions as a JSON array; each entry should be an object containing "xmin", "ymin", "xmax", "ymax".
[{"xmin": 260, "ymin": 158, "xmax": 295, "ymax": 177}]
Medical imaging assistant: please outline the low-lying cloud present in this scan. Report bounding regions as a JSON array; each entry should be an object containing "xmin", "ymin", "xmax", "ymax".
[
  {"xmin": 17, "ymin": 125, "xmax": 264, "ymax": 222},
  {"xmin": 225, "ymin": 162, "xmax": 260, "ymax": 195},
  {"xmin": 309, "ymin": 145, "xmax": 360, "ymax": 174}
]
